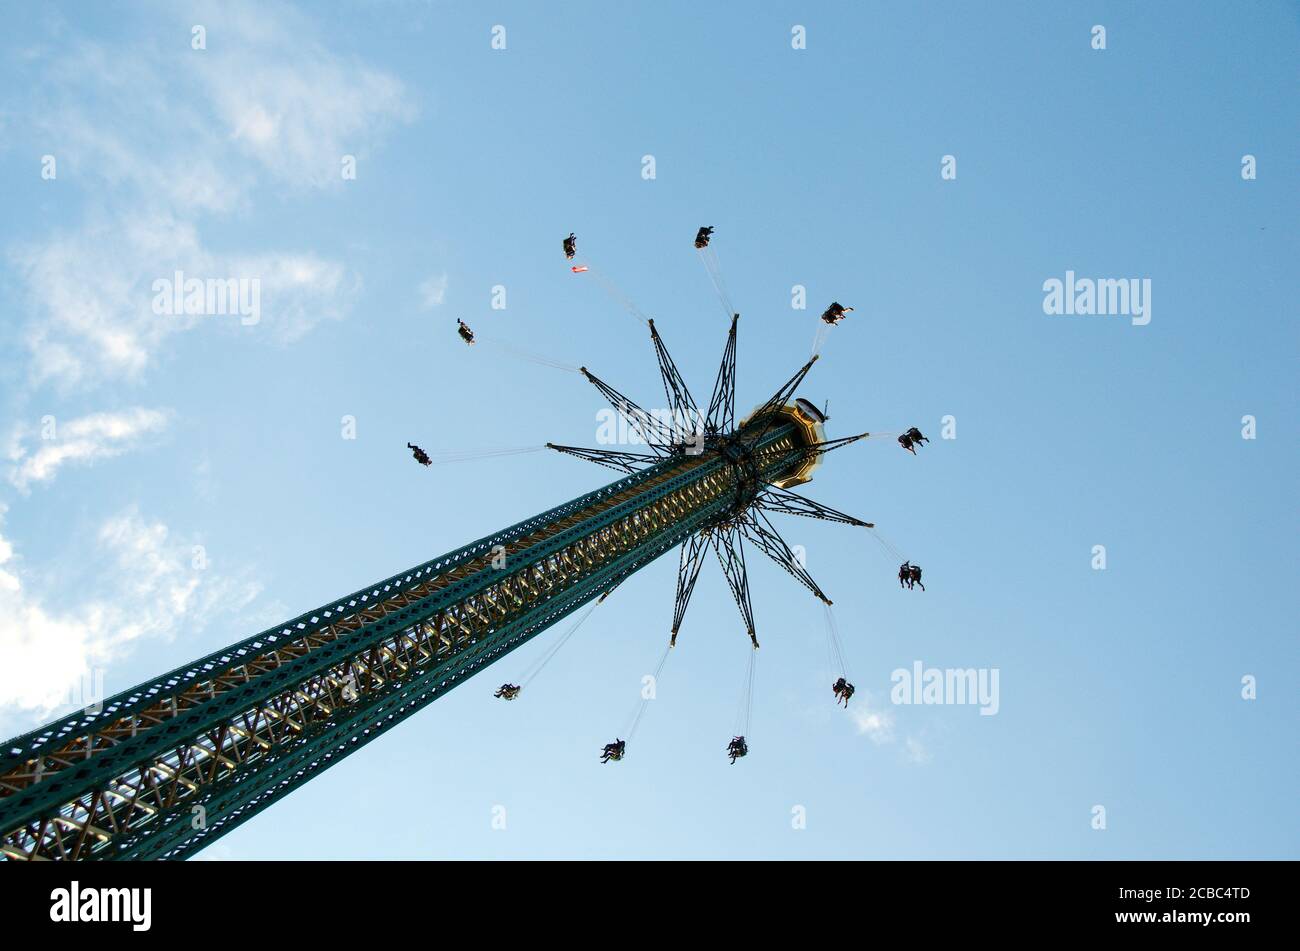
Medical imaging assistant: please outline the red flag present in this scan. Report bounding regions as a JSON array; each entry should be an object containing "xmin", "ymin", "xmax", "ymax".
[{"xmin": 570, "ymin": 265, "xmax": 589, "ymax": 273}]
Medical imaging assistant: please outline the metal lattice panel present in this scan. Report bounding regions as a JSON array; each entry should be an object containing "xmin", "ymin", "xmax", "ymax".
[
  {"xmin": 1, "ymin": 421, "xmax": 807, "ymax": 860},
  {"xmin": 0, "ymin": 285, "xmax": 886, "ymax": 861}
]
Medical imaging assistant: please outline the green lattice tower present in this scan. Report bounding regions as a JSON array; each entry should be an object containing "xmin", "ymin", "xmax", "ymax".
[{"xmin": 0, "ymin": 316, "xmax": 875, "ymax": 860}]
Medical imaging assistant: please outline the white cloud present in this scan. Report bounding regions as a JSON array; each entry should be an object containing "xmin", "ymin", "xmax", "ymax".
[
  {"xmin": 14, "ymin": 213, "xmax": 198, "ymax": 388},
  {"xmin": 231, "ymin": 252, "xmax": 360, "ymax": 342},
  {"xmin": 7, "ymin": 2, "xmax": 411, "ymax": 392},
  {"xmin": 835, "ymin": 687, "xmax": 931, "ymax": 763},
  {"xmin": 197, "ymin": 7, "xmax": 413, "ymax": 188},
  {"xmin": 30, "ymin": 50, "xmax": 246, "ymax": 215},
  {"xmin": 0, "ymin": 504, "xmax": 261, "ymax": 734},
  {"xmin": 850, "ymin": 698, "xmax": 897, "ymax": 745},
  {"xmin": 418, "ymin": 273, "xmax": 449, "ymax": 309},
  {"xmin": 7, "ymin": 407, "xmax": 172, "ymax": 491},
  {"xmin": 13, "ymin": 213, "xmax": 363, "ymax": 390},
  {"xmin": 193, "ymin": 453, "xmax": 216, "ymax": 503},
  {"xmin": 0, "ymin": 3, "xmax": 403, "ymax": 735}
]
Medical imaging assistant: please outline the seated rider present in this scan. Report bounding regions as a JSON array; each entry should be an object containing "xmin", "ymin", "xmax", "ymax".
[
  {"xmin": 407, "ymin": 442, "xmax": 432, "ymax": 466},
  {"xmin": 457, "ymin": 319, "xmax": 475, "ymax": 345},
  {"xmin": 494, "ymin": 683, "xmax": 521, "ymax": 700},
  {"xmin": 908, "ymin": 564, "xmax": 925, "ymax": 592},
  {"xmin": 820, "ymin": 301, "xmax": 854, "ymax": 324},
  {"xmin": 695, "ymin": 226, "xmax": 714, "ymax": 249},
  {"xmin": 563, "ymin": 232, "xmax": 577, "ymax": 260},
  {"xmin": 832, "ymin": 677, "xmax": 855, "ymax": 707},
  {"xmin": 898, "ymin": 432, "xmax": 916, "ymax": 454},
  {"xmin": 727, "ymin": 735, "xmax": 748, "ymax": 763},
  {"xmin": 906, "ymin": 426, "xmax": 929, "ymax": 447},
  {"xmin": 600, "ymin": 738, "xmax": 626, "ymax": 763}
]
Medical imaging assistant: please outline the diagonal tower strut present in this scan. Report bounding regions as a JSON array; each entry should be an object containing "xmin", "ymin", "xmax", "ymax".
[
  {"xmin": 704, "ymin": 312, "xmax": 739, "ymax": 435},
  {"xmin": 713, "ymin": 521, "xmax": 758, "ymax": 647},
  {"xmin": 580, "ymin": 366, "xmax": 677, "ymax": 454},
  {"xmin": 798, "ymin": 431, "xmax": 872, "ymax": 462},
  {"xmin": 738, "ymin": 510, "xmax": 833, "ymax": 604},
  {"xmin": 756, "ymin": 482, "xmax": 874, "ymax": 528},
  {"xmin": 547, "ymin": 443, "xmax": 659, "ymax": 475},
  {"xmin": 648, "ymin": 319, "xmax": 703, "ymax": 449},
  {"xmin": 670, "ymin": 531, "xmax": 712, "ymax": 646},
  {"xmin": 741, "ymin": 354, "xmax": 819, "ymax": 449}
]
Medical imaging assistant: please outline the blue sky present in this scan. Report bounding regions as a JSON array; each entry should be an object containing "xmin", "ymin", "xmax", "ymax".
[{"xmin": 0, "ymin": 1, "xmax": 1295, "ymax": 859}]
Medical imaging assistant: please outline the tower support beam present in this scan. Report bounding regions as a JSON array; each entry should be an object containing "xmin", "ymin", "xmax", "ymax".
[{"xmin": 1, "ymin": 420, "xmax": 808, "ymax": 861}]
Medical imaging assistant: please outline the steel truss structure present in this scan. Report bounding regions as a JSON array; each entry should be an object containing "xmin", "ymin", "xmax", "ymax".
[{"xmin": 1, "ymin": 311, "xmax": 874, "ymax": 860}]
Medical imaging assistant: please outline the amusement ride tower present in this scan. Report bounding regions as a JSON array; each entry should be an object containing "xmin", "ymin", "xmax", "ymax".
[{"xmin": 0, "ymin": 313, "xmax": 876, "ymax": 860}]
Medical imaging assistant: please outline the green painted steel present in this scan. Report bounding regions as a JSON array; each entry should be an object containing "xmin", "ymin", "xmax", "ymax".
[
  {"xmin": 2, "ymin": 453, "xmax": 712, "ymax": 770},
  {"xmin": 0, "ymin": 418, "xmax": 807, "ymax": 860},
  {"xmin": 124, "ymin": 484, "xmax": 733, "ymax": 859}
]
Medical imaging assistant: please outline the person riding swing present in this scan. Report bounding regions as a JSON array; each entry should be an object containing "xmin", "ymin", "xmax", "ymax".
[
  {"xmin": 820, "ymin": 301, "xmax": 854, "ymax": 325},
  {"xmin": 600, "ymin": 738, "xmax": 626, "ymax": 763},
  {"xmin": 832, "ymin": 676, "xmax": 856, "ymax": 707}
]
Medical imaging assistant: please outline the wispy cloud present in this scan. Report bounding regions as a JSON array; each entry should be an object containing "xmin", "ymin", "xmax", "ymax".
[
  {"xmin": 850, "ymin": 695, "xmax": 897, "ymax": 744},
  {"xmin": 6, "ymin": 1, "xmax": 411, "ymax": 392},
  {"xmin": 418, "ymin": 273, "xmax": 449, "ymax": 309},
  {"xmin": 808, "ymin": 683, "xmax": 930, "ymax": 764},
  {"xmin": 0, "ymin": 0, "xmax": 403, "ymax": 738},
  {"xmin": 0, "ymin": 504, "xmax": 261, "ymax": 734},
  {"xmin": 6, "ymin": 407, "xmax": 171, "ymax": 491},
  {"xmin": 196, "ymin": 3, "xmax": 413, "ymax": 188}
]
